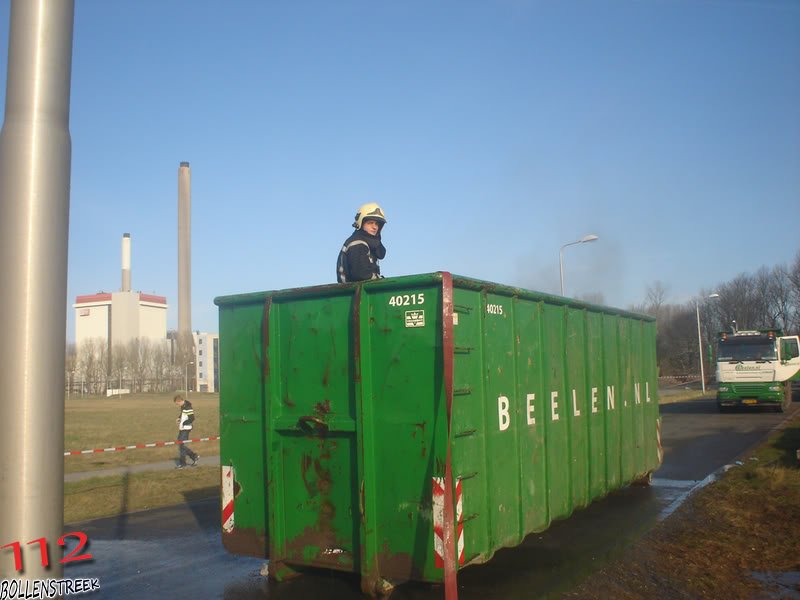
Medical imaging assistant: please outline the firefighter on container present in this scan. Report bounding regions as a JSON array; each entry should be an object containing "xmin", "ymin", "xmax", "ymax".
[{"xmin": 336, "ymin": 202, "xmax": 387, "ymax": 283}]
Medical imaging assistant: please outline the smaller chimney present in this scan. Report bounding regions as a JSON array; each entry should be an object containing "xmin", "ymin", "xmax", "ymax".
[{"xmin": 121, "ymin": 233, "xmax": 131, "ymax": 292}]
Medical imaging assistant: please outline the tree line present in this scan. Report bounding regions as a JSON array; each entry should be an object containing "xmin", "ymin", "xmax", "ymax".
[
  {"xmin": 630, "ymin": 251, "xmax": 800, "ymax": 377},
  {"xmin": 65, "ymin": 337, "xmax": 188, "ymax": 394}
]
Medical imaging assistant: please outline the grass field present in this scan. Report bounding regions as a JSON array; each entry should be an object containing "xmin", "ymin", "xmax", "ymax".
[
  {"xmin": 64, "ymin": 392, "xmax": 220, "ymax": 474},
  {"xmin": 64, "ymin": 392, "xmax": 221, "ymax": 523},
  {"xmin": 65, "ymin": 467, "xmax": 219, "ymax": 524}
]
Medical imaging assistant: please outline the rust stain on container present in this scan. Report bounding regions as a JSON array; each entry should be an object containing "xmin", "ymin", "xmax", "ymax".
[{"xmin": 222, "ymin": 527, "xmax": 268, "ymax": 558}]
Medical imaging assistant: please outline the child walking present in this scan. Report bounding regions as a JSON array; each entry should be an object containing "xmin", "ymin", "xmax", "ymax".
[{"xmin": 174, "ymin": 392, "xmax": 199, "ymax": 468}]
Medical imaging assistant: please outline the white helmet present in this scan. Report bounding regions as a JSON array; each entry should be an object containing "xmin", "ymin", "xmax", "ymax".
[{"xmin": 353, "ymin": 202, "xmax": 387, "ymax": 229}]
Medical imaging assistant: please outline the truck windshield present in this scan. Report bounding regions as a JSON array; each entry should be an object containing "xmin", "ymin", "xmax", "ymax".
[{"xmin": 718, "ymin": 340, "xmax": 778, "ymax": 361}]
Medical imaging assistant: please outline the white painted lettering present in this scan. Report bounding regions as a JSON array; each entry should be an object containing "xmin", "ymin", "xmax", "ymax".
[
  {"xmin": 646, "ymin": 381, "xmax": 651, "ymax": 403},
  {"xmin": 634, "ymin": 382, "xmax": 641, "ymax": 404},
  {"xmin": 551, "ymin": 391, "xmax": 560, "ymax": 421},
  {"xmin": 526, "ymin": 393, "xmax": 536, "ymax": 425},
  {"xmin": 498, "ymin": 395, "xmax": 510, "ymax": 431},
  {"xmin": 572, "ymin": 389, "xmax": 581, "ymax": 417},
  {"xmin": 606, "ymin": 385, "xmax": 615, "ymax": 410},
  {"xmin": 591, "ymin": 387, "xmax": 598, "ymax": 413}
]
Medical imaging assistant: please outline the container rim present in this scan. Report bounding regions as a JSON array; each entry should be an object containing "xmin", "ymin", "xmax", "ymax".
[{"xmin": 213, "ymin": 271, "xmax": 655, "ymax": 322}]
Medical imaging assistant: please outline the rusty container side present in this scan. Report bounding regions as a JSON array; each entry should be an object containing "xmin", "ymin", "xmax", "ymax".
[
  {"xmin": 215, "ymin": 275, "xmax": 450, "ymax": 590},
  {"xmin": 216, "ymin": 294, "xmax": 271, "ymax": 557},
  {"xmin": 214, "ymin": 272, "xmax": 661, "ymax": 588},
  {"xmin": 447, "ymin": 277, "xmax": 660, "ymax": 568}
]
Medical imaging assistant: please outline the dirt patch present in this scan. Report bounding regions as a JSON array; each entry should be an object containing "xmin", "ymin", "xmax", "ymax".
[{"xmin": 567, "ymin": 417, "xmax": 800, "ymax": 599}]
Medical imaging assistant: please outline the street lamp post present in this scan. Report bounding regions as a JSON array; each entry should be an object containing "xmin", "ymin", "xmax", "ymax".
[
  {"xmin": 559, "ymin": 234, "xmax": 599, "ymax": 296},
  {"xmin": 185, "ymin": 361, "xmax": 194, "ymax": 397},
  {"xmin": 696, "ymin": 293, "xmax": 720, "ymax": 394}
]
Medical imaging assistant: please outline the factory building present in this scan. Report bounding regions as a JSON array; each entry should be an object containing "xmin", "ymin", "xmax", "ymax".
[
  {"xmin": 73, "ymin": 233, "xmax": 170, "ymax": 385},
  {"xmin": 74, "ymin": 233, "xmax": 168, "ymax": 351},
  {"xmin": 73, "ymin": 291, "xmax": 168, "ymax": 349},
  {"xmin": 192, "ymin": 331, "xmax": 219, "ymax": 392}
]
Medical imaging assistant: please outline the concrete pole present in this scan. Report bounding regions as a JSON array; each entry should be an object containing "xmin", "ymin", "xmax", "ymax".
[
  {"xmin": 696, "ymin": 302, "xmax": 706, "ymax": 394},
  {"xmin": 0, "ymin": 0, "xmax": 75, "ymax": 580}
]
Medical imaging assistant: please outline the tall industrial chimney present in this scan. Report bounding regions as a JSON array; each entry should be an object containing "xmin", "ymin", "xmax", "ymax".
[
  {"xmin": 177, "ymin": 162, "xmax": 192, "ymax": 366},
  {"xmin": 121, "ymin": 232, "xmax": 131, "ymax": 292}
]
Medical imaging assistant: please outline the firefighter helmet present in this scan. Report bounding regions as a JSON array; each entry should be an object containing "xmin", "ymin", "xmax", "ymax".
[{"xmin": 353, "ymin": 202, "xmax": 387, "ymax": 229}]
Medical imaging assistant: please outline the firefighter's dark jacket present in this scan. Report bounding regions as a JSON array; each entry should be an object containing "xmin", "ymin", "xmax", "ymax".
[{"xmin": 336, "ymin": 229, "xmax": 386, "ymax": 283}]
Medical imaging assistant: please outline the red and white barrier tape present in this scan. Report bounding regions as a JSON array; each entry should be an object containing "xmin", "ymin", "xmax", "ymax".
[{"xmin": 64, "ymin": 436, "xmax": 220, "ymax": 456}]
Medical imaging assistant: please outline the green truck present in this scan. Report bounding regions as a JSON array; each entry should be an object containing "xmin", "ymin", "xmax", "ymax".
[
  {"xmin": 716, "ymin": 329, "xmax": 800, "ymax": 412},
  {"xmin": 214, "ymin": 273, "xmax": 663, "ymax": 594}
]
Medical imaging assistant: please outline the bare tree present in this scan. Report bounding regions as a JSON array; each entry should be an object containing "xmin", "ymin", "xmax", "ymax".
[
  {"xmin": 646, "ymin": 281, "xmax": 668, "ymax": 318},
  {"xmin": 151, "ymin": 342, "xmax": 172, "ymax": 392},
  {"xmin": 636, "ymin": 254, "xmax": 800, "ymax": 379},
  {"xmin": 786, "ymin": 251, "xmax": 800, "ymax": 332},
  {"xmin": 629, "ymin": 281, "xmax": 668, "ymax": 317},
  {"xmin": 763, "ymin": 264, "xmax": 793, "ymax": 331},
  {"xmin": 65, "ymin": 343, "xmax": 77, "ymax": 395},
  {"xmin": 716, "ymin": 273, "xmax": 763, "ymax": 331},
  {"xmin": 653, "ymin": 305, "xmax": 697, "ymax": 375},
  {"xmin": 110, "ymin": 343, "xmax": 128, "ymax": 392},
  {"xmin": 77, "ymin": 338, "xmax": 108, "ymax": 394},
  {"xmin": 76, "ymin": 339, "xmax": 95, "ymax": 393},
  {"xmin": 126, "ymin": 338, "xmax": 149, "ymax": 392}
]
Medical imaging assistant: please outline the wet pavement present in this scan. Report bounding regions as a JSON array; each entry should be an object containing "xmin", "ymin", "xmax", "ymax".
[
  {"xmin": 63, "ymin": 398, "xmax": 798, "ymax": 599},
  {"xmin": 65, "ymin": 486, "xmax": 673, "ymax": 600}
]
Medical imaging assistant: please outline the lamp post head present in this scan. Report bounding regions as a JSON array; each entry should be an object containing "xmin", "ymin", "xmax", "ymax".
[
  {"xmin": 708, "ymin": 293, "xmax": 720, "ymax": 299},
  {"xmin": 559, "ymin": 233, "xmax": 600, "ymax": 296}
]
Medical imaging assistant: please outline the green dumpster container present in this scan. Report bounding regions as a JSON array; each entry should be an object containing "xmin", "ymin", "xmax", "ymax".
[{"xmin": 214, "ymin": 272, "xmax": 662, "ymax": 593}]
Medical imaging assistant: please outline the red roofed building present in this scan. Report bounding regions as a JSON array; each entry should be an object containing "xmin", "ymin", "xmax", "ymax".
[
  {"xmin": 73, "ymin": 234, "xmax": 169, "ymax": 352},
  {"xmin": 73, "ymin": 290, "xmax": 168, "ymax": 349}
]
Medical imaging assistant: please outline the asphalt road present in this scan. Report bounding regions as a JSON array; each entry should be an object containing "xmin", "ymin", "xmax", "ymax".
[{"xmin": 63, "ymin": 398, "xmax": 799, "ymax": 599}]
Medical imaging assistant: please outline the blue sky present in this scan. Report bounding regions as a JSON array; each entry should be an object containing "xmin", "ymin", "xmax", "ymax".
[{"xmin": 1, "ymin": 0, "xmax": 798, "ymax": 341}]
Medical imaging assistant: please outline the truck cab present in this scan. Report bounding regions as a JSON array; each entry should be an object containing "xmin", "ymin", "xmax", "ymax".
[{"xmin": 716, "ymin": 329, "xmax": 800, "ymax": 412}]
